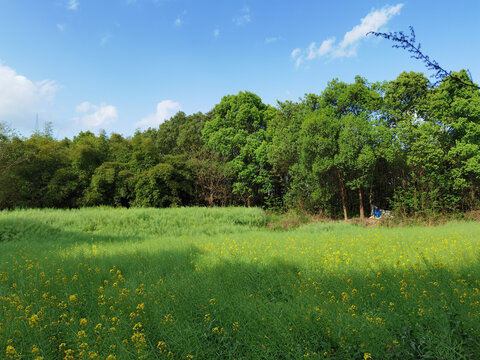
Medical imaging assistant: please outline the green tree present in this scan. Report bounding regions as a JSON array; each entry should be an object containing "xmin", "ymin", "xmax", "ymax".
[
  {"xmin": 267, "ymin": 99, "xmax": 311, "ymax": 208},
  {"xmin": 335, "ymin": 77, "xmax": 383, "ymax": 219},
  {"xmin": 134, "ymin": 155, "xmax": 193, "ymax": 207},
  {"xmin": 131, "ymin": 131, "xmax": 159, "ymax": 172},
  {"xmin": 188, "ymin": 150, "xmax": 232, "ymax": 207},
  {"xmin": 431, "ymin": 70, "xmax": 480, "ymax": 210},
  {"xmin": 202, "ymin": 91, "xmax": 275, "ymax": 206},
  {"xmin": 293, "ymin": 107, "xmax": 342, "ymax": 216},
  {"xmin": 108, "ymin": 133, "xmax": 133, "ymax": 164},
  {"xmin": 85, "ymin": 162, "xmax": 135, "ymax": 207}
]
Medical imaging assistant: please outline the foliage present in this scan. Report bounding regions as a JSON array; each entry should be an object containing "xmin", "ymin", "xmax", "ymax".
[
  {"xmin": 202, "ymin": 91, "xmax": 276, "ymax": 206},
  {"xmin": 1, "ymin": 73, "xmax": 480, "ymax": 217}
]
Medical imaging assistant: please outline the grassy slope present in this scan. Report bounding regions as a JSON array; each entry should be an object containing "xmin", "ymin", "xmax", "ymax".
[{"xmin": 0, "ymin": 207, "xmax": 480, "ymax": 359}]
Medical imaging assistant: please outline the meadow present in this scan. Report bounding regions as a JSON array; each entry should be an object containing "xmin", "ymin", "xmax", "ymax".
[{"xmin": 1, "ymin": 207, "xmax": 480, "ymax": 359}]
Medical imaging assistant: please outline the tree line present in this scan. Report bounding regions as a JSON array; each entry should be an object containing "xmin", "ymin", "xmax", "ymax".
[{"xmin": 1, "ymin": 70, "xmax": 479, "ymax": 219}]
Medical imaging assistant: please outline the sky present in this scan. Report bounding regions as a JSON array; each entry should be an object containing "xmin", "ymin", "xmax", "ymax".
[{"xmin": 0, "ymin": 0, "xmax": 479, "ymax": 139}]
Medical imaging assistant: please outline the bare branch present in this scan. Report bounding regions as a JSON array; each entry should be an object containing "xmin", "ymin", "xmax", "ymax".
[{"xmin": 368, "ymin": 26, "xmax": 479, "ymax": 89}]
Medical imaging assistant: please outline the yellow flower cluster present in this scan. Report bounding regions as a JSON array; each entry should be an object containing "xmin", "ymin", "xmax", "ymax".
[{"xmin": 2, "ymin": 208, "xmax": 480, "ymax": 358}]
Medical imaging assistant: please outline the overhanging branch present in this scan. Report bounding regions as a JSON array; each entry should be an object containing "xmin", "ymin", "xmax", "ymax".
[{"xmin": 368, "ymin": 26, "xmax": 479, "ymax": 89}]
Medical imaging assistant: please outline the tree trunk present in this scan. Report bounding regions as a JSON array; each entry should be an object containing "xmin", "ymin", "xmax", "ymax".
[
  {"xmin": 359, "ymin": 188, "xmax": 365, "ymax": 220},
  {"xmin": 246, "ymin": 195, "xmax": 251, "ymax": 207},
  {"xmin": 338, "ymin": 171, "xmax": 348, "ymax": 221},
  {"xmin": 471, "ymin": 186, "xmax": 475, "ymax": 210},
  {"xmin": 208, "ymin": 192, "xmax": 214, "ymax": 207},
  {"xmin": 369, "ymin": 185, "xmax": 373, "ymax": 217},
  {"xmin": 414, "ymin": 184, "xmax": 418, "ymax": 217}
]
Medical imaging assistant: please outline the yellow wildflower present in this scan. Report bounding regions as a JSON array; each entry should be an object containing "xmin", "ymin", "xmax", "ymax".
[
  {"xmin": 31, "ymin": 344, "xmax": 40, "ymax": 355},
  {"xmin": 29, "ymin": 314, "xmax": 40, "ymax": 327},
  {"xmin": 64, "ymin": 349, "xmax": 74, "ymax": 360},
  {"xmin": 6, "ymin": 345, "xmax": 16, "ymax": 357}
]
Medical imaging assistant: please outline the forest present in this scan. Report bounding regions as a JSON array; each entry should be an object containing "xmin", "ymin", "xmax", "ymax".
[{"xmin": 1, "ymin": 70, "xmax": 479, "ymax": 219}]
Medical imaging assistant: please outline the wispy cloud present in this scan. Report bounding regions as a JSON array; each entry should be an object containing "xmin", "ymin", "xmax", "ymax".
[
  {"xmin": 233, "ymin": 6, "xmax": 251, "ymax": 25},
  {"xmin": 75, "ymin": 102, "xmax": 118, "ymax": 127},
  {"xmin": 137, "ymin": 100, "xmax": 182, "ymax": 128},
  {"xmin": 292, "ymin": 4, "xmax": 403, "ymax": 67},
  {"xmin": 57, "ymin": 24, "xmax": 66, "ymax": 32},
  {"xmin": 0, "ymin": 63, "xmax": 57, "ymax": 122},
  {"xmin": 174, "ymin": 17, "xmax": 183, "ymax": 26},
  {"xmin": 291, "ymin": 48, "xmax": 301, "ymax": 58},
  {"xmin": 265, "ymin": 37, "xmax": 282, "ymax": 44},
  {"xmin": 290, "ymin": 48, "xmax": 302, "ymax": 67},
  {"xmin": 213, "ymin": 28, "xmax": 220, "ymax": 39},
  {"xmin": 100, "ymin": 34, "xmax": 112, "ymax": 47},
  {"xmin": 67, "ymin": 0, "xmax": 79, "ymax": 11}
]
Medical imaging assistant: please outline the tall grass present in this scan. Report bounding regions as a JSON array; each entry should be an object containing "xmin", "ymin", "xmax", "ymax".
[{"xmin": 1, "ymin": 207, "xmax": 480, "ymax": 359}]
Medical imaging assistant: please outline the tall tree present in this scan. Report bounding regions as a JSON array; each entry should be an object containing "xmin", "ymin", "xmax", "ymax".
[
  {"xmin": 430, "ymin": 71, "xmax": 480, "ymax": 210},
  {"xmin": 294, "ymin": 107, "xmax": 343, "ymax": 216},
  {"xmin": 202, "ymin": 91, "xmax": 275, "ymax": 206}
]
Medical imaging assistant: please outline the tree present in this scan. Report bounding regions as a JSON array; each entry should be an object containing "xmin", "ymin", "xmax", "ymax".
[
  {"xmin": 188, "ymin": 150, "xmax": 232, "ymax": 207},
  {"xmin": 130, "ymin": 131, "xmax": 159, "ymax": 172},
  {"xmin": 266, "ymin": 98, "xmax": 312, "ymax": 209},
  {"xmin": 108, "ymin": 133, "xmax": 133, "ymax": 164},
  {"xmin": 202, "ymin": 91, "xmax": 275, "ymax": 206},
  {"xmin": 133, "ymin": 155, "xmax": 193, "ymax": 207},
  {"xmin": 85, "ymin": 162, "xmax": 135, "ymax": 207},
  {"xmin": 156, "ymin": 111, "xmax": 208, "ymax": 156},
  {"xmin": 294, "ymin": 107, "xmax": 343, "ymax": 216},
  {"xmin": 0, "ymin": 132, "xmax": 73, "ymax": 208},
  {"xmin": 430, "ymin": 71, "xmax": 480, "ymax": 210},
  {"xmin": 0, "ymin": 123, "xmax": 22, "ymax": 173}
]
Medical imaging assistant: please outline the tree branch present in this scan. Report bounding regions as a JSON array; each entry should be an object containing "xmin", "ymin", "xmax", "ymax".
[{"xmin": 367, "ymin": 26, "xmax": 479, "ymax": 89}]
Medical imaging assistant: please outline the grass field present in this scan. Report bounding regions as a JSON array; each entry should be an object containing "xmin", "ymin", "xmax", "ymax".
[{"xmin": 1, "ymin": 207, "xmax": 480, "ymax": 359}]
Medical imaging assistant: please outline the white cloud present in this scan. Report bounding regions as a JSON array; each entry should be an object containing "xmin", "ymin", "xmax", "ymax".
[
  {"xmin": 306, "ymin": 42, "xmax": 317, "ymax": 60},
  {"xmin": 0, "ymin": 63, "xmax": 58, "ymax": 121},
  {"xmin": 68, "ymin": 0, "xmax": 79, "ymax": 10},
  {"xmin": 291, "ymin": 48, "xmax": 304, "ymax": 68},
  {"xmin": 292, "ymin": 4, "xmax": 403, "ymax": 66},
  {"xmin": 75, "ymin": 102, "xmax": 118, "ymax": 127},
  {"xmin": 340, "ymin": 4, "xmax": 403, "ymax": 50},
  {"xmin": 291, "ymin": 48, "xmax": 301, "ymax": 58},
  {"xmin": 318, "ymin": 38, "xmax": 336, "ymax": 56},
  {"xmin": 214, "ymin": 28, "xmax": 220, "ymax": 39},
  {"xmin": 174, "ymin": 17, "xmax": 183, "ymax": 26},
  {"xmin": 75, "ymin": 102, "xmax": 91, "ymax": 113},
  {"xmin": 233, "ymin": 6, "xmax": 251, "ymax": 25},
  {"xmin": 137, "ymin": 100, "xmax": 181, "ymax": 128}
]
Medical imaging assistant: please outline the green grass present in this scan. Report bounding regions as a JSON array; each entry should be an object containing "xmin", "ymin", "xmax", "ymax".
[{"xmin": 1, "ymin": 207, "xmax": 480, "ymax": 359}]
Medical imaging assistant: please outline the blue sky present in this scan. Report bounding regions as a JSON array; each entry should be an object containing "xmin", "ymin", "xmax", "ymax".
[{"xmin": 1, "ymin": 0, "xmax": 479, "ymax": 139}]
